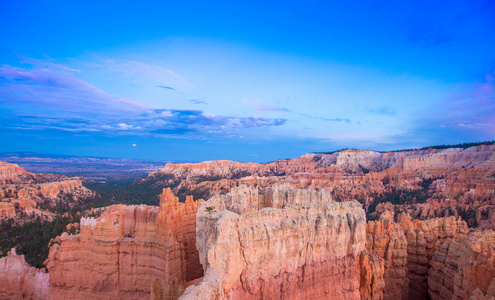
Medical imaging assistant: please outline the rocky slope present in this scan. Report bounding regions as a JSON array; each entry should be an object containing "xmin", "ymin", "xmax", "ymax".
[
  {"xmin": 0, "ymin": 161, "xmax": 93, "ymax": 223},
  {"xmin": 45, "ymin": 188, "xmax": 203, "ymax": 300},
  {"xmin": 148, "ymin": 145, "xmax": 495, "ymax": 227},
  {"xmin": 180, "ymin": 184, "xmax": 367, "ymax": 300},
  {"xmin": 0, "ymin": 162, "xmax": 32, "ymax": 184}
]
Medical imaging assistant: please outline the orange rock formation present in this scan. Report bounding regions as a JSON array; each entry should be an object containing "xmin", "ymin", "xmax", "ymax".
[
  {"xmin": 0, "ymin": 162, "xmax": 31, "ymax": 184},
  {"xmin": 180, "ymin": 184, "xmax": 367, "ymax": 300},
  {"xmin": 45, "ymin": 188, "xmax": 203, "ymax": 300},
  {"xmin": 0, "ymin": 248, "xmax": 50, "ymax": 299},
  {"xmin": 151, "ymin": 145, "xmax": 495, "ymax": 227},
  {"xmin": 0, "ymin": 183, "xmax": 491, "ymax": 300},
  {"xmin": 0, "ymin": 161, "xmax": 92, "ymax": 223},
  {"xmin": 399, "ymin": 213, "xmax": 469, "ymax": 299},
  {"xmin": 428, "ymin": 230, "xmax": 495, "ymax": 299},
  {"xmin": 365, "ymin": 211, "xmax": 409, "ymax": 299}
]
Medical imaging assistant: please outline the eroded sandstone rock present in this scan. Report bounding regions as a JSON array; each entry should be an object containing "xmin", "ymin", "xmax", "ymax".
[
  {"xmin": 0, "ymin": 248, "xmax": 49, "ymax": 300},
  {"xmin": 0, "ymin": 161, "xmax": 93, "ymax": 224},
  {"xmin": 357, "ymin": 251, "xmax": 385, "ymax": 300},
  {"xmin": 428, "ymin": 230, "xmax": 495, "ymax": 300},
  {"xmin": 181, "ymin": 184, "xmax": 366, "ymax": 300},
  {"xmin": 365, "ymin": 211, "xmax": 408, "ymax": 300},
  {"xmin": 399, "ymin": 214, "xmax": 469, "ymax": 299},
  {"xmin": 151, "ymin": 145, "xmax": 495, "ymax": 227},
  {"xmin": 45, "ymin": 188, "xmax": 203, "ymax": 300}
]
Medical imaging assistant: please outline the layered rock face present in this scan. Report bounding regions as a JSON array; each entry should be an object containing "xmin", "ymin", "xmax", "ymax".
[
  {"xmin": 180, "ymin": 184, "xmax": 367, "ymax": 300},
  {"xmin": 0, "ymin": 161, "xmax": 93, "ymax": 223},
  {"xmin": 149, "ymin": 145, "xmax": 495, "ymax": 227},
  {"xmin": 45, "ymin": 188, "xmax": 203, "ymax": 300},
  {"xmin": 359, "ymin": 212, "xmax": 470, "ymax": 300},
  {"xmin": 365, "ymin": 211, "xmax": 408, "ymax": 300},
  {"xmin": 0, "ymin": 248, "xmax": 49, "ymax": 299},
  {"xmin": 400, "ymin": 214, "xmax": 469, "ymax": 299},
  {"xmin": 357, "ymin": 251, "xmax": 385, "ymax": 300},
  {"xmin": 428, "ymin": 230, "xmax": 495, "ymax": 300},
  {"xmin": 0, "ymin": 162, "xmax": 32, "ymax": 184}
]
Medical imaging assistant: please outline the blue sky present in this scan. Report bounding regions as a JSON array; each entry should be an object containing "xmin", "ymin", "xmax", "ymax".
[{"xmin": 1, "ymin": 0, "xmax": 494, "ymax": 162}]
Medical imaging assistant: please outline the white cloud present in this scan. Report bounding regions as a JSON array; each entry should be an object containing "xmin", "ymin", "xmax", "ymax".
[{"xmin": 117, "ymin": 123, "xmax": 134, "ymax": 130}]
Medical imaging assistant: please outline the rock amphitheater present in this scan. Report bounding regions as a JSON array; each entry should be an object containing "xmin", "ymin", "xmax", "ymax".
[{"xmin": 1, "ymin": 145, "xmax": 495, "ymax": 299}]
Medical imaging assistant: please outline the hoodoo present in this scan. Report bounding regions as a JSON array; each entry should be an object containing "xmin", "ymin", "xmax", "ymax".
[
  {"xmin": 45, "ymin": 188, "xmax": 203, "ymax": 300},
  {"xmin": 180, "ymin": 184, "xmax": 367, "ymax": 299}
]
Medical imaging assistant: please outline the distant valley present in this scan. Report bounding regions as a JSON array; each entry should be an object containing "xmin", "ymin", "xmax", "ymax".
[{"xmin": 0, "ymin": 152, "xmax": 184, "ymax": 181}]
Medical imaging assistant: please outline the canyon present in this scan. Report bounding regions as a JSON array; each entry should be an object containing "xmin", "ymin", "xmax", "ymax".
[
  {"xmin": 1, "ymin": 185, "xmax": 491, "ymax": 299},
  {"xmin": 0, "ymin": 152, "xmax": 170, "ymax": 180},
  {"xmin": 0, "ymin": 144, "xmax": 494, "ymax": 299},
  {"xmin": 148, "ymin": 145, "xmax": 495, "ymax": 227},
  {"xmin": 0, "ymin": 162, "xmax": 93, "ymax": 223}
]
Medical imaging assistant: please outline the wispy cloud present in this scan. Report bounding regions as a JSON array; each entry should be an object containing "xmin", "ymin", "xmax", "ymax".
[
  {"xmin": 243, "ymin": 98, "xmax": 290, "ymax": 112},
  {"xmin": 438, "ymin": 71, "xmax": 495, "ymax": 133},
  {"xmin": 0, "ymin": 64, "xmax": 144, "ymax": 117},
  {"xmin": 321, "ymin": 117, "xmax": 351, "ymax": 123},
  {"xmin": 93, "ymin": 58, "xmax": 192, "ymax": 89},
  {"xmin": 299, "ymin": 113, "xmax": 352, "ymax": 124},
  {"xmin": 0, "ymin": 61, "xmax": 286, "ymax": 138},
  {"xmin": 365, "ymin": 106, "xmax": 397, "ymax": 116},
  {"xmin": 157, "ymin": 85, "xmax": 177, "ymax": 91},
  {"xmin": 190, "ymin": 99, "xmax": 207, "ymax": 105},
  {"xmin": 405, "ymin": 71, "xmax": 495, "ymax": 144},
  {"xmin": 18, "ymin": 56, "xmax": 81, "ymax": 72}
]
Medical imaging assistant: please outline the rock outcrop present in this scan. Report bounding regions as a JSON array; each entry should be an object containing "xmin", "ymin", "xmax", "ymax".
[
  {"xmin": 365, "ymin": 211, "xmax": 408, "ymax": 300},
  {"xmin": 359, "ymin": 211, "xmax": 470, "ymax": 300},
  {"xmin": 428, "ymin": 230, "xmax": 495, "ymax": 300},
  {"xmin": 0, "ymin": 161, "xmax": 93, "ymax": 224},
  {"xmin": 399, "ymin": 214, "xmax": 469, "ymax": 299},
  {"xmin": 357, "ymin": 251, "xmax": 385, "ymax": 300},
  {"xmin": 0, "ymin": 248, "xmax": 50, "ymax": 299},
  {"xmin": 180, "ymin": 184, "xmax": 367, "ymax": 300},
  {"xmin": 149, "ymin": 145, "xmax": 495, "ymax": 227},
  {"xmin": 0, "ymin": 162, "xmax": 32, "ymax": 184},
  {"xmin": 45, "ymin": 188, "xmax": 203, "ymax": 300}
]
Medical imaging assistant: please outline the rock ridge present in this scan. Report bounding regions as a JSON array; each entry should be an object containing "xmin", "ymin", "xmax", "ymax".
[{"xmin": 180, "ymin": 184, "xmax": 366, "ymax": 300}]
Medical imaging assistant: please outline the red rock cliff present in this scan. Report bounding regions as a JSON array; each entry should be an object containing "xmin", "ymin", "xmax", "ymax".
[
  {"xmin": 180, "ymin": 184, "xmax": 367, "ymax": 300},
  {"xmin": 0, "ymin": 248, "xmax": 50, "ymax": 299},
  {"xmin": 150, "ymin": 145, "xmax": 495, "ymax": 227},
  {"xmin": 45, "ymin": 188, "xmax": 203, "ymax": 300},
  {"xmin": 428, "ymin": 230, "xmax": 495, "ymax": 300}
]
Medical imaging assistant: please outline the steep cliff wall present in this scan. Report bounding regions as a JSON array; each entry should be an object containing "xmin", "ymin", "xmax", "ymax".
[
  {"xmin": 357, "ymin": 251, "xmax": 385, "ymax": 300},
  {"xmin": 180, "ymin": 184, "xmax": 367, "ymax": 300},
  {"xmin": 0, "ymin": 248, "xmax": 49, "ymax": 299},
  {"xmin": 360, "ymin": 212, "xmax": 470, "ymax": 300},
  {"xmin": 429, "ymin": 230, "xmax": 495, "ymax": 300},
  {"xmin": 45, "ymin": 188, "xmax": 203, "ymax": 300},
  {"xmin": 398, "ymin": 214, "xmax": 469, "ymax": 299},
  {"xmin": 365, "ymin": 211, "xmax": 408, "ymax": 300}
]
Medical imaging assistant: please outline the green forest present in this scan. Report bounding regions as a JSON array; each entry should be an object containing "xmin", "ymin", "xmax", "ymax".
[
  {"xmin": 0, "ymin": 214, "xmax": 79, "ymax": 268},
  {"xmin": 0, "ymin": 174, "xmax": 175, "ymax": 268}
]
